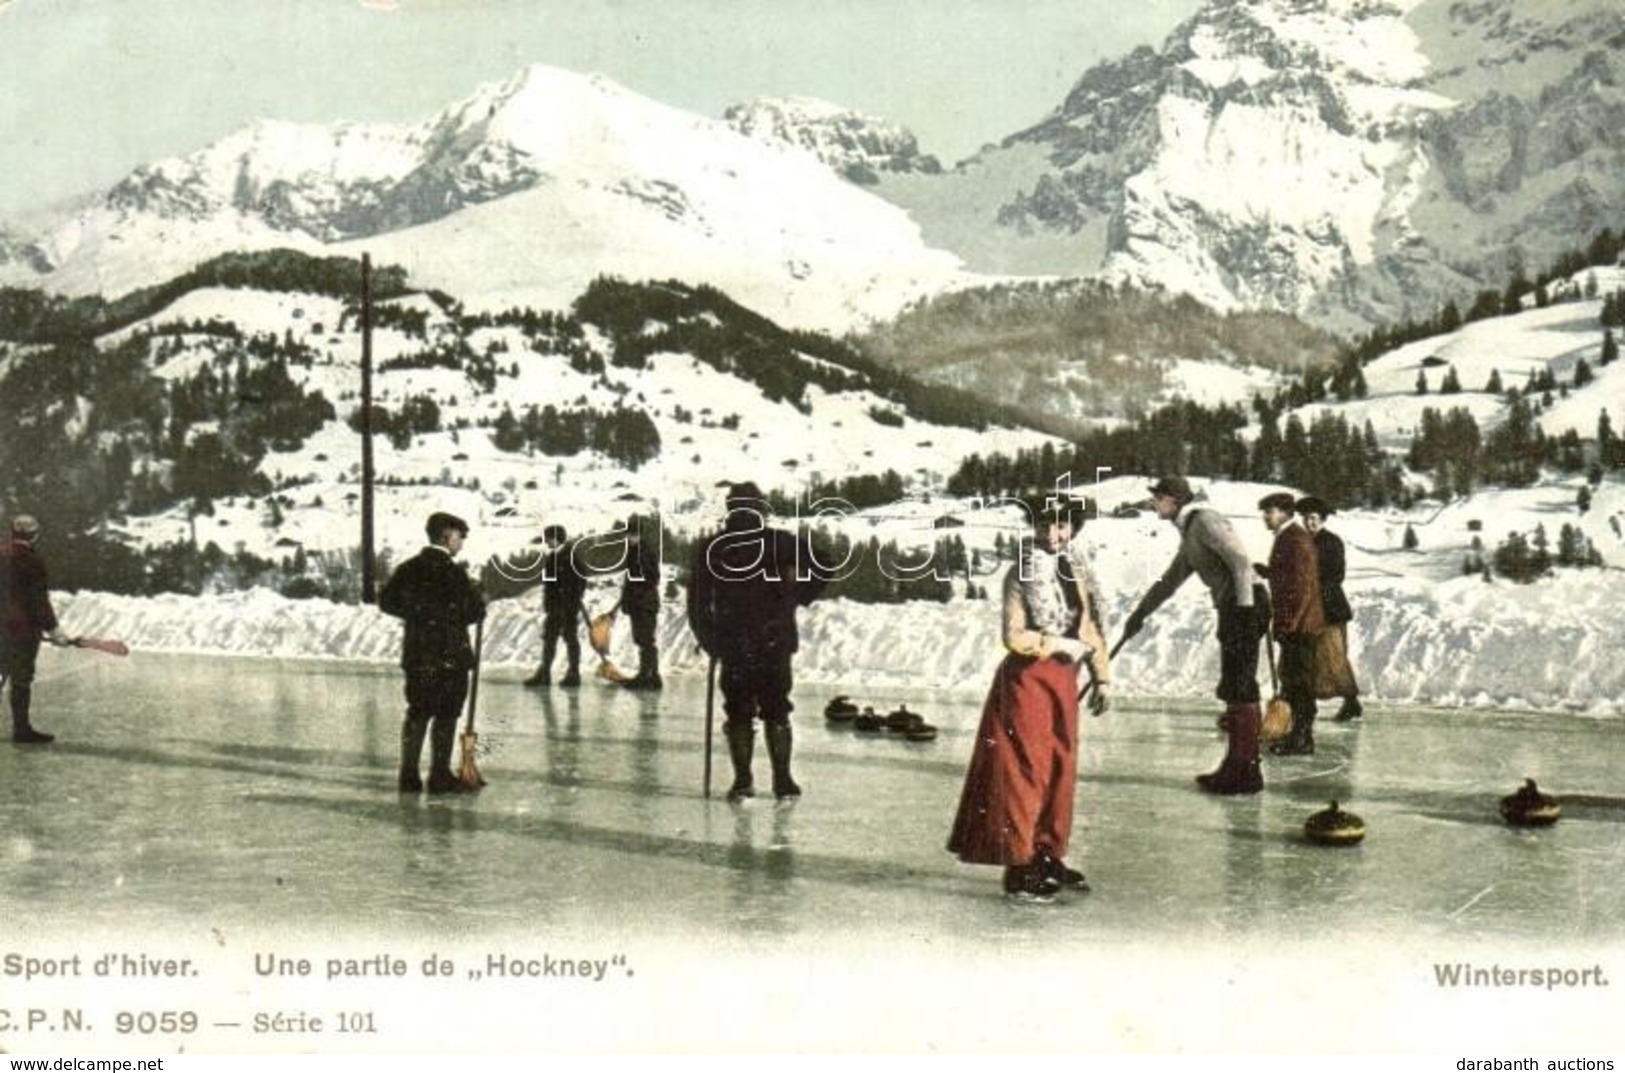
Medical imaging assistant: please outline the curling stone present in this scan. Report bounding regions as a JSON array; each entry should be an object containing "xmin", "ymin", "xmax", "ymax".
[
  {"xmin": 824, "ymin": 695, "xmax": 860, "ymax": 723},
  {"xmin": 1304, "ymin": 801, "xmax": 1365, "ymax": 846},
  {"xmin": 904, "ymin": 723, "xmax": 939, "ymax": 742},
  {"xmin": 853, "ymin": 707, "xmax": 886, "ymax": 733},
  {"xmin": 886, "ymin": 704, "xmax": 924, "ymax": 733},
  {"xmin": 1500, "ymin": 778, "xmax": 1561, "ymax": 827}
]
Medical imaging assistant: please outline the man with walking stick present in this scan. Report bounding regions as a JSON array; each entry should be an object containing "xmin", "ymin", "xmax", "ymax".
[
  {"xmin": 688, "ymin": 482, "xmax": 829, "ymax": 801},
  {"xmin": 380, "ymin": 511, "xmax": 486, "ymax": 794}
]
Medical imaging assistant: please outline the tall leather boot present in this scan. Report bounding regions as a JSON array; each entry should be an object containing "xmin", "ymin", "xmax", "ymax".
[
  {"xmin": 1269, "ymin": 704, "xmax": 1316, "ymax": 756},
  {"xmin": 626, "ymin": 645, "xmax": 663, "ymax": 690},
  {"xmin": 426, "ymin": 717, "xmax": 463, "ymax": 794},
  {"xmin": 724, "ymin": 722, "xmax": 756, "ymax": 802},
  {"xmin": 398, "ymin": 717, "xmax": 428, "ymax": 792},
  {"xmin": 763, "ymin": 722, "xmax": 801, "ymax": 800},
  {"xmin": 10, "ymin": 683, "xmax": 53, "ymax": 745},
  {"xmin": 1196, "ymin": 703, "xmax": 1262, "ymax": 794},
  {"xmin": 560, "ymin": 641, "xmax": 582, "ymax": 688}
]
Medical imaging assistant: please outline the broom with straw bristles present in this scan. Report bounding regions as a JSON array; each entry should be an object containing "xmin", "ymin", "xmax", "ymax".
[
  {"xmin": 457, "ymin": 620, "xmax": 487, "ymax": 791},
  {"xmin": 582, "ymin": 603, "xmax": 633, "ymax": 684}
]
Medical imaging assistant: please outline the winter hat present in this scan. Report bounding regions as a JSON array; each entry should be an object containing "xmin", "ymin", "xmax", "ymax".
[
  {"xmin": 721, "ymin": 480, "xmax": 766, "ymax": 509},
  {"xmin": 1257, "ymin": 492, "xmax": 1297, "ymax": 513},
  {"xmin": 1296, "ymin": 496, "xmax": 1332, "ymax": 518},
  {"xmin": 543, "ymin": 523, "xmax": 567, "ymax": 543},
  {"xmin": 1148, "ymin": 475, "xmax": 1194, "ymax": 502},
  {"xmin": 425, "ymin": 511, "xmax": 470, "ymax": 542},
  {"xmin": 10, "ymin": 514, "xmax": 40, "ymax": 539}
]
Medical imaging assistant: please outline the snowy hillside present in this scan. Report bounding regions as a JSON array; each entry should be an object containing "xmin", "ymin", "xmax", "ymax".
[
  {"xmin": 62, "ymin": 272, "xmax": 1057, "ymax": 577},
  {"xmin": 52, "ymin": 473, "xmax": 1625, "ymax": 716},
  {"xmin": 1279, "ymin": 266, "xmax": 1625, "ymax": 450},
  {"xmin": 0, "ymin": 66, "xmax": 970, "ymax": 333}
]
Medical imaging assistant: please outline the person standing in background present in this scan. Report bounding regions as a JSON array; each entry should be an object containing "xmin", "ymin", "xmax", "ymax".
[
  {"xmin": 618, "ymin": 516, "xmax": 663, "ymax": 691},
  {"xmin": 1296, "ymin": 496, "xmax": 1362, "ymax": 721},
  {"xmin": 523, "ymin": 524, "xmax": 587, "ymax": 689}
]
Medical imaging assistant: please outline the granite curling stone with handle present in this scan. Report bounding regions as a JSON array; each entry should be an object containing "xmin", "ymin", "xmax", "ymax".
[
  {"xmin": 1499, "ymin": 778, "xmax": 1560, "ymax": 827},
  {"xmin": 1304, "ymin": 801, "xmax": 1366, "ymax": 846}
]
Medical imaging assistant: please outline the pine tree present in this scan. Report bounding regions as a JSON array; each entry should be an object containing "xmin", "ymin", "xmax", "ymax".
[
  {"xmin": 1403, "ymin": 524, "xmax": 1419, "ymax": 551},
  {"xmin": 1574, "ymin": 357, "xmax": 1594, "ymax": 388},
  {"xmin": 1603, "ymin": 329, "xmax": 1618, "ymax": 367},
  {"xmin": 1438, "ymin": 300, "xmax": 1462, "ymax": 334},
  {"xmin": 1485, "ymin": 368, "xmax": 1504, "ymax": 393},
  {"xmin": 1577, "ymin": 485, "xmax": 1592, "ymax": 514},
  {"xmin": 1415, "ymin": 369, "xmax": 1429, "ymax": 395},
  {"xmin": 1441, "ymin": 365, "xmax": 1462, "ymax": 394}
]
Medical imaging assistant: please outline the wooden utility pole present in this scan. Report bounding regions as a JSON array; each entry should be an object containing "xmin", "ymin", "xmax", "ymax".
[{"xmin": 360, "ymin": 252, "xmax": 377, "ymax": 604}]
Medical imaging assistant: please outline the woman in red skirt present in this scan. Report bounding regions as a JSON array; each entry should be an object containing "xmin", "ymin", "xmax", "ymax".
[{"xmin": 948, "ymin": 493, "xmax": 1112, "ymax": 901}]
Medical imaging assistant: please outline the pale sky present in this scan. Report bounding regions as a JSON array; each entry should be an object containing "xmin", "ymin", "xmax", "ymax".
[{"xmin": 0, "ymin": 0, "xmax": 1204, "ymax": 218}]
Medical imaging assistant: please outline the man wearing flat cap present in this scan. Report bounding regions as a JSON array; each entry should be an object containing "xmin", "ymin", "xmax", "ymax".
[
  {"xmin": 688, "ymin": 481, "xmax": 830, "ymax": 800},
  {"xmin": 1123, "ymin": 475, "xmax": 1268, "ymax": 794},
  {"xmin": 1257, "ymin": 492, "xmax": 1324, "ymax": 755},
  {"xmin": 379, "ymin": 511, "xmax": 486, "ymax": 793}
]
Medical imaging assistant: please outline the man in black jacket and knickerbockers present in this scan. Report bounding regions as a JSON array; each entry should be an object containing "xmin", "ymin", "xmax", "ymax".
[
  {"xmin": 523, "ymin": 524, "xmax": 587, "ymax": 688},
  {"xmin": 379, "ymin": 512, "xmax": 486, "ymax": 794},
  {"xmin": 688, "ymin": 482, "xmax": 829, "ymax": 801},
  {"xmin": 618, "ymin": 516, "xmax": 664, "ymax": 691}
]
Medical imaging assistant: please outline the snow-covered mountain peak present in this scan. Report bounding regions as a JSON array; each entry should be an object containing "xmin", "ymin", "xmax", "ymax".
[
  {"xmin": 724, "ymin": 95, "xmax": 943, "ymax": 184},
  {"xmin": 3, "ymin": 63, "xmax": 970, "ymax": 331}
]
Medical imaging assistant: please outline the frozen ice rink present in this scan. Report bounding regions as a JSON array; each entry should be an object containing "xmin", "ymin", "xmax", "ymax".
[{"xmin": 3, "ymin": 651, "xmax": 1621, "ymax": 1051}]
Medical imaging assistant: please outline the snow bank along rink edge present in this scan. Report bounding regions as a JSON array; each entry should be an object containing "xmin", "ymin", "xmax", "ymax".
[{"xmin": 51, "ymin": 569, "xmax": 1625, "ymax": 716}]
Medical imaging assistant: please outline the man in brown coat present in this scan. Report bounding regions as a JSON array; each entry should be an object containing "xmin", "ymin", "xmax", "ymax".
[{"xmin": 1257, "ymin": 492, "xmax": 1325, "ymax": 756}]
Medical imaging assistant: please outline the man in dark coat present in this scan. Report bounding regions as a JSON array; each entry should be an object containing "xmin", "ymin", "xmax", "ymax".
[
  {"xmin": 1258, "ymin": 492, "xmax": 1325, "ymax": 755},
  {"xmin": 1297, "ymin": 496, "xmax": 1362, "ymax": 721},
  {"xmin": 524, "ymin": 524, "xmax": 587, "ymax": 689},
  {"xmin": 379, "ymin": 512, "xmax": 486, "ymax": 794},
  {"xmin": 688, "ymin": 482, "xmax": 829, "ymax": 800},
  {"xmin": 1123, "ymin": 476, "xmax": 1268, "ymax": 794},
  {"xmin": 1, "ymin": 514, "xmax": 73, "ymax": 744},
  {"xmin": 619, "ymin": 516, "xmax": 664, "ymax": 691}
]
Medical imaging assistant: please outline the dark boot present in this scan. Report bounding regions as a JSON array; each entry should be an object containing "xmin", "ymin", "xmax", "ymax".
[
  {"xmin": 1002, "ymin": 862, "xmax": 1060, "ymax": 902},
  {"xmin": 1035, "ymin": 846, "xmax": 1089, "ymax": 891},
  {"xmin": 624, "ymin": 645, "xmax": 663, "ymax": 690},
  {"xmin": 1269, "ymin": 705, "xmax": 1316, "ymax": 756},
  {"xmin": 724, "ymin": 722, "xmax": 756, "ymax": 802},
  {"xmin": 9, "ymin": 684, "xmax": 53, "ymax": 745},
  {"xmin": 425, "ymin": 718, "xmax": 465, "ymax": 794},
  {"xmin": 559, "ymin": 662, "xmax": 581, "ymax": 688},
  {"xmin": 1335, "ymin": 696, "xmax": 1363, "ymax": 721},
  {"xmin": 763, "ymin": 722, "xmax": 801, "ymax": 799},
  {"xmin": 1197, "ymin": 703, "xmax": 1263, "ymax": 794},
  {"xmin": 398, "ymin": 717, "xmax": 428, "ymax": 792}
]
